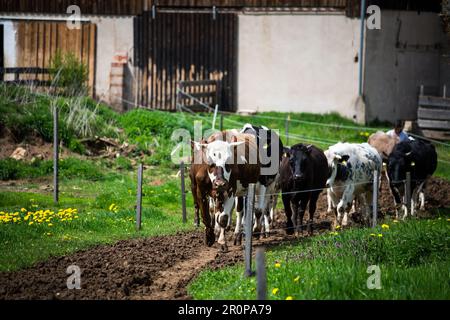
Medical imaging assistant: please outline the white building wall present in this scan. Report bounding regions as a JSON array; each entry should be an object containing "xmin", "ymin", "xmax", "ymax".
[
  {"xmin": 90, "ymin": 16, "xmax": 135, "ymax": 106},
  {"xmin": 237, "ymin": 13, "xmax": 361, "ymax": 120},
  {"xmin": 364, "ymin": 10, "xmax": 447, "ymax": 123}
]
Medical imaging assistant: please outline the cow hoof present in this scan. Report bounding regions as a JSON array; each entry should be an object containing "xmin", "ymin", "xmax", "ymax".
[
  {"xmin": 205, "ymin": 229, "xmax": 216, "ymax": 247},
  {"xmin": 233, "ymin": 234, "xmax": 242, "ymax": 246}
]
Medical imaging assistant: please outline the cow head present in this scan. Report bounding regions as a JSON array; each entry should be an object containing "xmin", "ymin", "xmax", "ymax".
[
  {"xmin": 284, "ymin": 144, "xmax": 313, "ymax": 183},
  {"xmin": 194, "ymin": 138, "xmax": 244, "ymax": 189},
  {"xmin": 387, "ymin": 145, "xmax": 414, "ymax": 186},
  {"xmin": 325, "ymin": 153, "xmax": 350, "ymax": 187}
]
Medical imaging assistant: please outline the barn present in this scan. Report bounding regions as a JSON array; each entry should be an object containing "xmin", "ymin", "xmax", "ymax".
[{"xmin": 0, "ymin": 0, "xmax": 448, "ymax": 124}]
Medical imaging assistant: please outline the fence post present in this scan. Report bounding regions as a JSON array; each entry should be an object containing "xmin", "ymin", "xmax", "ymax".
[
  {"xmin": 372, "ymin": 170, "xmax": 378, "ymax": 228},
  {"xmin": 444, "ymin": 85, "xmax": 447, "ymax": 99},
  {"xmin": 53, "ymin": 104, "xmax": 59, "ymax": 204},
  {"xmin": 256, "ymin": 247, "xmax": 267, "ymax": 300},
  {"xmin": 420, "ymin": 84, "xmax": 424, "ymax": 96},
  {"xmin": 285, "ymin": 115, "xmax": 290, "ymax": 146},
  {"xmin": 244, "ymin": 183, "xmax": 256, "ymax": 277},
  {"xmin": 405, "ymin": 172, "xmax": 411, "ymax": 218},
  {"xmin": 180, "ymin": 161, "xmax": 187, "ymax": 223},
  {"xmin": 136, "ymin": 163, "xmax": 143, "ymax": 231},
  {"xmin": 212, "ymin": 104, "xmax": 219, "ymax": 130},
  {"xmin": 219, "ymin": 114, "xmax": 224, "ymax": 131}
]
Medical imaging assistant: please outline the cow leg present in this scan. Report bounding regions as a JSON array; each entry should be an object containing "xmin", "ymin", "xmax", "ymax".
[
  {"xmin": 415, "ymin": 181, "xmax": 426, "ymax": 211},
  {"xmin": 307, "ymin": 192, "xmax": 320, "ymax": 236},
  {"xmin": 198, "ymin": 190, "xmax": 215, "ymax": 247},
  {"xmin": 337, "ymin": 184, "xmax": 355, "ymax": 227},
  {"xmin": 234, "ymin": 196, "xmax": 244, "ymax": 246},
  {"xmin": 291, "ymin": 200, "xmax": 300, "ymax": 236},
  {"xmin": 270, "ymin": 194, "xmax": 278, "ymax": 226},
  {"xmin": 327, "ymin": 189, "xmax": 333, "ymax": 213},
  {"xmin": 282, "ymin": 193, "xmax": 294, "ymax": 235},
  {"xmin": 217, "ymin": 196, "xmax": 235, "ymax": 252},
  {"xmin": 253, "ymin": 184, "xmax": 266, "ymax": 235},
  {"xmin": 191, "ymin": 181, "xmax": 200, "ymax": 228},
  {"xmin": 389, "ymin": 185, "xmax": 402, "ymax": 220}
]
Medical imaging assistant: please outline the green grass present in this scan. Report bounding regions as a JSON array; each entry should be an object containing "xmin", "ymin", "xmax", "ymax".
[
  {"xmin": 189, "ymin": 216, "xmax": 450, "ymax": 300},
  {"xmin": 1, "ymin": 85, "xmax": 449, "ymax": 275},
  {"xmin": 0, "ymin": 166, "xmax": 195, "ymax": 271}
]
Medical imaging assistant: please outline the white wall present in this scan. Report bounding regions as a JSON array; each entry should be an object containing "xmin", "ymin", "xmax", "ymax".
[
  {"xmin": 1, "ymin": 21, "xmax": 17, "ymax": 80},
  {"xmin": 91, "ymin": 16, "xmax": 135, "ymax": 105},
  {"xmin": 237, "ymin": 13, "xmax": 361, "ymax": 120},
  {"xmin": 364, "ymin": 11, "xmax": 446, "ymax": 122}
]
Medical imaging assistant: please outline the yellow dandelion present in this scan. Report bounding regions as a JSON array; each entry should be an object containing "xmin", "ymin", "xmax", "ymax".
[
  {"xmin": 21, "ymin": 208, "xmax": 27, "ymax": 212},
  {"xmin": 370, "ymin": 233, "xmax": 376, "ymax": 237},
  {"xmin": 274, "ymin": 262, "xmax": 281, "ymax": 268},
  {"xmin": 29, "ymin": 221, "xmax": 34, "ymax": 225},
  {"xmin": 335, "ymin": 225, "xmax": 341, "ymax": 230},
  {"xmin": 294, "ymin": 276, "xmax": 300, "ymax": 283},
  {"xmin": 377, "ymin": 233, "xmax": 383, "ymax": 237},
  {"xmin": 48, "ymin": 223, "xmax": 53, "ymax": 227},
  {"xmin": 285, "ymin": 296, "xmax": 294, "ymax": 300},
  {"xmin": 109, "ymin": 203, "xmax": 116, "ymax": 211},
  {"xmin": 381, "ymin": 224, "xmax": 389, "ymax": 230},
  {"xmin": 272, "ymin": 288, "xmax": 279, "ymax": 295}
]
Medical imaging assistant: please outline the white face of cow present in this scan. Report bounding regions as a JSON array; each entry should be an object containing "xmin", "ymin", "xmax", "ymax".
[
  {"xmin": 204, "ymin": 140, "xmax": 244, "ymax": 185},
  {"xmin": 325, "ymin": 152, "xmax": 349, "ymax": 187}
]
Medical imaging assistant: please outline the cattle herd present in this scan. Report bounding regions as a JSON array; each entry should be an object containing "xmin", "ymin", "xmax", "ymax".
[{"xmin": 189, "ymin": 125, "xmax": 438, "ymax": 250}]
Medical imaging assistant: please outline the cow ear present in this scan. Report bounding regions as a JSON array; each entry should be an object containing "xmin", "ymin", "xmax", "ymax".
[
  {"xmin": 306, "ymin": 144, "xmax": 313, "ymax": 153},
  {"xmin": 192, "ymin": 140, "xmax": 207, "ymax": 151},
  {"xmin": 339, "ymin": 155, "xmax": 350, "ymax": 165}
]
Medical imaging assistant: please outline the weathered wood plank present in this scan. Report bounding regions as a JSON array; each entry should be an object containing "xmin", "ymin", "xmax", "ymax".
[
  {"xmin": 418, "ymin": 107, "xmax": 450, "ymax": 120},
  {"xmin": 418, "ymin": 119, "xmax": 450, "ymax": 130},
  {"xmin": 421, "ymin": 129, "xmax": 450, "ymax": 141},
  {"xmin": 419, "ymin": 96, "xmax": 450, "ymax": 108}
]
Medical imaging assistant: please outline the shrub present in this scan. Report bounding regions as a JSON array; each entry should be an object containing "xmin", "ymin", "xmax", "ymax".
[{"xmin": 49, "ymin": 51, "xmax": 88, "ymax": 96}]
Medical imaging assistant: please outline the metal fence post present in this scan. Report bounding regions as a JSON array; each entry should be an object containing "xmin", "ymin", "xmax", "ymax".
[
  {"xmin": 180, "ymin": 161, "xmax": 187, "ymax": 223},
  {"xmin": 372, "ymin": 170, "xmax": 378, "ymax": 228},
  {"xmin": 405, "ymin": 172, "xmax": 411, "ymax": 218},
  {"xmin": 245, "ymin": 183, "xmax": 256, "ymax": 277},
  {"xmin": 256, "ymin": 247, "xmax": 267, "ymax": 300},
  {"xmin": 53, "ymin": 104, "xmax": 59, "ymax": 204},
  {"xmin": 285, "ymin": 115, "xmax": 290, "ymax": 146},
  {"xmin": 136, "ymin": 163, "xmax": 143, "ymax": 231}
]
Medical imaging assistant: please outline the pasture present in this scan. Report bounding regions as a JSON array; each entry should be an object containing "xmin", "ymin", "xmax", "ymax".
[{"xmin": 0, "ymin": 87, "xmax": 449, "ymax": 299}]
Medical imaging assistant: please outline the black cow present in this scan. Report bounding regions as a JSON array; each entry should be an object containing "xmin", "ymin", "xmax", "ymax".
[
  {"xmin": 240, "ymin": 124, "xmax": 284, "ymax": 237},
  {"xmin": 387, "ymin": 139, "xmax": 437, "ymax": 219},
  {"xmin": 280, "ymin": 143, "xmax": 328, "ymax": 235}
]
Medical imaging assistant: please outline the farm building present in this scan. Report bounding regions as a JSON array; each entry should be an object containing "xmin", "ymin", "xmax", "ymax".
[{"xmin": 0, "ymin": 0, "xmax": 448, "ymax": 124}]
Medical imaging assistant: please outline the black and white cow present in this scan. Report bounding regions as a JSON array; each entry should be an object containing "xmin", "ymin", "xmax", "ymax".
[
  {"xmin": 240, "ymin": 124, "xmax": 284, "ymax": 237},
  {"xmin": 325, "ymin": 142, "xmax": 382, "ymax": 228},
  {"xmin": 387, "ymin": 139, "xmax": 437, "ymax": 219},
  {"xmin": 279, "ymin": 143, "xmax": 328, "ymax": 236}
]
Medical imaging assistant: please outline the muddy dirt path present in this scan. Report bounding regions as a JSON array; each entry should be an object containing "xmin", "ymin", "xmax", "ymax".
[{"xmin": 0, "ymin": 177, "xmax": 448, "ymax": 300}]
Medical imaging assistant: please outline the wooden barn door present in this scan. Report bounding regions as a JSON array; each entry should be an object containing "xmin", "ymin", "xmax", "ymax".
[
  {"xmin": 16, "ymin": 21, "xmax": 96, "ymax": 96},
  {"xmin": 135, "ymin": 11, "xmax": 237, "ymax": 112}
]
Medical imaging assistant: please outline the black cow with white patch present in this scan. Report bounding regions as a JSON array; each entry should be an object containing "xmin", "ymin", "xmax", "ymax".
[
  {"xmin": 280, "ymin": 143, "xmax": 328, "ymax": 235},
  {"xmin": 387, "ymin": 139, "xmax": 437, "ymax": 219}
]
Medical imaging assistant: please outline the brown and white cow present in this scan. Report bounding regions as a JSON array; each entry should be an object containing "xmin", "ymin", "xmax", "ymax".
[
  {"xmin": 194, "ymin": 130, "xmax": 262, "ymax": 251},
  {"xmin": 368, "ymin": 131, "xmax": 399, "ymax": 162},
  {"xmin": 189, "ymin": 139, "xmax": 216, "ymax": 247}
]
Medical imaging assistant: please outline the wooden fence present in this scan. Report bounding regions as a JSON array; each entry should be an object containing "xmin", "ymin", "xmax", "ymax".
[
  {"xmin": 134, "ymin": 11, "xmax": 237, "ymax": 111},
  {"xmin": 417, "ymin": 85, "xmax": 450, "ymax": 141},
  {"xmin": 13, "ymin": 21, "xmax": 96, "ymax": 96}
]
